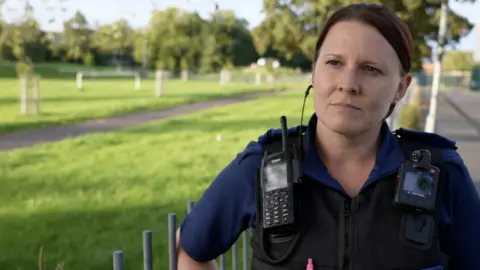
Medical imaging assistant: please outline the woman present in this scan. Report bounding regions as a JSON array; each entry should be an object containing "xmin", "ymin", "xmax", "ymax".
[{"xmin": 176, "ymin": 3, "xmax": 480, "ymax": 270}]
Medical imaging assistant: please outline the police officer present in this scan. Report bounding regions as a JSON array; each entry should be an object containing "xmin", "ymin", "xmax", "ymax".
[{"xmin": 176, "ymin": 3, "xmax": 480, "ymax": 270}]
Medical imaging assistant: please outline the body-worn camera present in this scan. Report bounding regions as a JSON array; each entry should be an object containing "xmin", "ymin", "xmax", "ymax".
[{"xmin": 394, "ymin": 149, "xmax": 440, "ymax": 211}]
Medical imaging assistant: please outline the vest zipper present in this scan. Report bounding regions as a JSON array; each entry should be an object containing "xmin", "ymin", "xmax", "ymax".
[{"xmin": 343, "ymin": 199, "xmax": 352, "ymax": 270}]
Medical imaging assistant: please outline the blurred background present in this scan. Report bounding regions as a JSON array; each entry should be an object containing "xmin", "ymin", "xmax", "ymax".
[{"xmin": 0, "ymin": 0, "xmax": 479, "ymax": 270}]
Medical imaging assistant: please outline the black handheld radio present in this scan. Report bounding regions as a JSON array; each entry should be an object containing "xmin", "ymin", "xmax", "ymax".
[
  {"xmin": 256, "ymin": 86, "xmax": 310, "ymax": 264},
  {"xmin": 260, "ymin": 116, "xmax": 301, "ymax": 233},
  {"xmin": 394, "ymin": 149, "xmax": 440, "ymax": 211}
]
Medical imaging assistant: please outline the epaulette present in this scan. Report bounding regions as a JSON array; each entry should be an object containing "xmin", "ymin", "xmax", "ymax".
[{"xmin": 392, "ymin": 128, "xmax": 457, "ymax": 151}]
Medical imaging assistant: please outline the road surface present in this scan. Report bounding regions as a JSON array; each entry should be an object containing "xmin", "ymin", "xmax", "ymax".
[{"xmin": 437, "ymin": 91, "xmax": 480, "ymax": 194}]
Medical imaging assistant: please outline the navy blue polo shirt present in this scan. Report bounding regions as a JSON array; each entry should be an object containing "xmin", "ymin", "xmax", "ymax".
[{"xmin": 180, "ymin": 113, "xmax": 480, "ymax": 269}]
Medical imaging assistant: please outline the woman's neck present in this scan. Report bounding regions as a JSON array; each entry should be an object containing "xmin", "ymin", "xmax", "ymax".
[{"xmin": 315, "ymin": 122, "xmax": 382, "ymax": 167}]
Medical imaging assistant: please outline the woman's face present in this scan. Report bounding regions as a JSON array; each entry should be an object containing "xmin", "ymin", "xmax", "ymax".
[{"xmin": 312, "ymin": 20, "xmax": 411, "ymax": 136}]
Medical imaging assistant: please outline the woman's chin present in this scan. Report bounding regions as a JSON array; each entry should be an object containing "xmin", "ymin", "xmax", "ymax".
[{"xmin": 322, "ymin": 118, "xmax": 366, "ymax": 136}]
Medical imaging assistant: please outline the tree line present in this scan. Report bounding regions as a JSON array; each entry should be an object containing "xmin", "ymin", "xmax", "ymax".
[{"xmin": 0, "ymin": 0, "xmax": 477, "ymax": 75}]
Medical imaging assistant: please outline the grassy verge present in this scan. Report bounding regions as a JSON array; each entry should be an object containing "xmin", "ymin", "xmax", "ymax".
[
  {"xmin": 0, "ymin": 62, "xmax": 116, "ymax": 79},
  {"xmin": 0, "ymin": 89, "xmax": 312, "ymax": 270},
  {"xmin": 397, "ymin": 86, "xmax": 424, "ymax": 130},
  {"xmin": 0, "ymin": 78, "xmax": 278, "ymax": 134}
]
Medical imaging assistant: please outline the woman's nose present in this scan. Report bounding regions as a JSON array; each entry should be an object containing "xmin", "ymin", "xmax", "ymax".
[{"xmin": 336, "ymin": 70, "xmax": 360, "ymax": 94}]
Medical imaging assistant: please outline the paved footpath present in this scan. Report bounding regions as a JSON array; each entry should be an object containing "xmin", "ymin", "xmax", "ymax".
[
  {"xmin": 437, "ymin": 91, "xmax": 480, "ymax": 194},
  {"xmin": 0, "ymin": 90, "xmax": 280, "ymax": 151},
  {"xmin": 2, "ymin": 88, "xmax": 480, "ymax": 194}
]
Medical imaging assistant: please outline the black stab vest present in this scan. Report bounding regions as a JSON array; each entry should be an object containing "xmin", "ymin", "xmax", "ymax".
[{"xmin": 251, "ymin": 129, "xmax": 453, "ymax": 270}]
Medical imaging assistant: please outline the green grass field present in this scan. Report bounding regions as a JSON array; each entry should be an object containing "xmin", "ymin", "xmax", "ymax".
[
  {"xmin": 0, "ymin": 78, "xmax": 276, "ymax": 134},
  {"xmin": 0, "ymin": 88, "xmax": 313, "ymax": 270},
  {"xmin": 0, "ymin": 62, "xmax": 117, "ymax": 79}
]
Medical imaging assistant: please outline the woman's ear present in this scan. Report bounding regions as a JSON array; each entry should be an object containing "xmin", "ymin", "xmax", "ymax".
[{"xmin": 396, "ymin": 73, "xmax": 413, "ymax": 100}]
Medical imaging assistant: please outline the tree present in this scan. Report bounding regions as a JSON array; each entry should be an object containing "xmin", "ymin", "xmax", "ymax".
[
  {"xmin": 135, "ymin": 6, "xmax": 258, "ymax": 73},
  {"xmin": 218, "ymin": 11, "xmax": 258, "ymax": 67},
  {"xmin": 0, "ymin": 0, "xmax": 68, "ymax": 116},
  {"xmin": 57, "ymin": 10, "xmax": 91, "ymax": 63},
  {"xmin": 8, "ymin": 18, "xmax": 43, "ymax": 63},
  {"xmin": 253, "ymin": 0, "xmax": 475, "ymax": 71},
  {"xmin": 91, "ymin": 19, "xmax": 134, "ymax": 67},
  {"xmin": 143, "ymin": 7, "xmax": 204, "ymax": 72},
  {"xmin": 132, "ymin": 29, "xmax": 148, "ymax": 68},
  {"xmin": 442, "ymin": 51, "xmax": 474, "ymax": 72},
  {"xmin": 1, "ymin": 1, "xmax": 31, "ymax": 61},
  {"xmin": 199, "ymin": 9, "xmax": 258, "ymax": 72},
  {"xmin": 0, "ymin": 0, "xmax": 48, "ymax": 73}
]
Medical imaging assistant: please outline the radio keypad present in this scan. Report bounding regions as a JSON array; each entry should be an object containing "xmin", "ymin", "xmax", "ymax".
[{"xmin": 264, "ymin": 189, "xmax": 290, "ymax": 227}]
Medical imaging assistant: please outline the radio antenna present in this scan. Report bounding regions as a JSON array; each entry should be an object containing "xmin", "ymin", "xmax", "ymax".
[{"xmin": 280, "ymin": 116, "xmax": 288, "ymax": 152}]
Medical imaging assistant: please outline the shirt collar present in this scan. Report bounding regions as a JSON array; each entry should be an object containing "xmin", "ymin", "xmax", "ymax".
[{"xmin": 302, "ymin": 113, "xmax": 405, "ymax": 193}]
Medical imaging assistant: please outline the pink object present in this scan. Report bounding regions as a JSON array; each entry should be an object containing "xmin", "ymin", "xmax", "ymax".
[{"xmin": 306, "ymin": 258, "xmax": 314, "ymax": 270}]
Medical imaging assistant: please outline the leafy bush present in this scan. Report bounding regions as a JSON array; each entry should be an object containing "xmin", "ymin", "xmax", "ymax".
[
  {"xmin": 410, "ymin": 86, "xmax": 422, "ymax": 106},
  {"xmin": 397, "ymin": 85, "xmax": 423, "ymax": 130},
  {"xmin": 82, "ymin": 52, "xmax": 95, "ymax": 67},
  {"xmin": 398, "ymin": 104, "xmax": 421, "ymax": 130},
  {"xmin": 15, "ymin": 61, "xmax": 34, "ymax": 77}
]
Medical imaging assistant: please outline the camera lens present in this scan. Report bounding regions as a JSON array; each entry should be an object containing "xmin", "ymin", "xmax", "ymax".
[{"xmin": 411, "ymin": 151, "xmax": 422, "ymax": 163}]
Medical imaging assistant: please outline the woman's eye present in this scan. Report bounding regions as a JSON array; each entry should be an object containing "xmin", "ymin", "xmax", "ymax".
[
  {"xmin": 326, "ymin": 60, "xmax": 341, "ymax": 66},
  {"xmin": 325, "ymin": 61, "xmax": 381, "ymax": 74},
  {"xmin": 364, "ymin": 65, "xmax": 380, "ymax": 74}
]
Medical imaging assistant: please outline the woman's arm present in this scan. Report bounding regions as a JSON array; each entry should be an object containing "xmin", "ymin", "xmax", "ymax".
[
  {"xmin": 177, "ymin": 141, "xmax": 262, "ymax": 268},
  {"xmin": 177, "ymin": 228, "xmax": 219, "ymax": 270},
  {"xmin": 440, "ymin": 149, "xmax": 480, "ymax": 269}
]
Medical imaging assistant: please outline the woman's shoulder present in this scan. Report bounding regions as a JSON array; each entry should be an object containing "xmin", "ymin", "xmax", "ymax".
[
  {"xmin": 395, "ymin": 128, "xmax": 467, "ymax": 174},
  {"xmin": 393, "ymin": 128, "xmax": 474, "ymax": 194},
  {"xmin": 393, "ymin": 128, "xmax": 457, "ymax": 151},
  {"xmin": 238, "ymin": 125, "xmax": 304, "ymax": 160},
  {"xmin": 257, "ymin": 125, "xmax": 304, "ymax": 144},
  {"xmin": 394, "ymin": 129, "xmax": 480, "ymax": 248}
]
